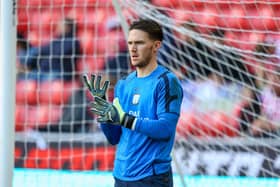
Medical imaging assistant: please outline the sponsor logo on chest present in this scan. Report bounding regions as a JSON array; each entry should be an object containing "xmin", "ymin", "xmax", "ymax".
[{"xmin": 132, "ymin": 94, "xmax": 140, "ymax": 105}]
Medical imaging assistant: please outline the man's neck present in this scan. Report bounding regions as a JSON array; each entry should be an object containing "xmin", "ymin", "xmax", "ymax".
[{"xmin": 136, "ymin": 61, "xmax": 158, "ymax": 78}]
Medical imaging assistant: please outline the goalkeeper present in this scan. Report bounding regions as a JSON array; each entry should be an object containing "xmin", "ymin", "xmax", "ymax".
[{"xmin": 84, "ymin": 19, "xmax": 183, "ymax": 187}]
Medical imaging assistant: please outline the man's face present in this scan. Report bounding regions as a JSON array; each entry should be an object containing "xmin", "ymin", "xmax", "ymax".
[{"xmin": 127, "ymin": 29, "xmax": 159, "ymax": 68}]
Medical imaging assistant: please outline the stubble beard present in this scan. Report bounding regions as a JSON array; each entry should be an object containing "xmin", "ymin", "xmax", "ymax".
[
  {"xmin": 135, "ymin": 58, "xmax": 150, "ymax": 68},
  {"xmin": 133, "ymin": 52, "xmax": 153, "ymax": 69}
]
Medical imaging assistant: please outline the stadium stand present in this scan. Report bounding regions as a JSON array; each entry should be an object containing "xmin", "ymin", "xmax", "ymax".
[{"xmin": 16, "ymin": 0, "xmax": 280, "ymax": 137}]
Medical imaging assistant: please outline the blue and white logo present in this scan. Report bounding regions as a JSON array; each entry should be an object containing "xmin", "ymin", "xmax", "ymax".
[{"xmin": 132, "ymin": 94, "xmax": 140, "ymax": 105}]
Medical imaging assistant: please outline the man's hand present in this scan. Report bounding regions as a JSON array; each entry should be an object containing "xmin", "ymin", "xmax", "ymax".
[
  {"xmin": 90, "ymin": 96, "xmax": 136, "ymax": 129},
  {"xmin": 83, "ymin": 74, "xmax": 110, "ymax": 100}
]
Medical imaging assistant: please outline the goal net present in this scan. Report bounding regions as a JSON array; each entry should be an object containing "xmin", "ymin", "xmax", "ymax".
[{"xmin": 15, "ymin": 0, "xmax": 280, "ymax": 186}]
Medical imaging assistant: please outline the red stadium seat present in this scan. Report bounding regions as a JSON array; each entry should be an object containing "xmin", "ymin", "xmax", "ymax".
[
  {"xmin": 75, "ymin": 8, "xmax": 113, "ymax": 32},
  {"xmin": 31, "ymin": 105, "xmax": 62, "ymax": 126},
  {"xmin": 77, "ymin": 57, "xmax": 105, "ymax": 74},
  {"xmin": 27, "ymin": 30, "xmax": 53, "ymax": 47},
  {"xmin": 16, "ymin": 80, "xmax": 37, "ymax": 105},
  {"xmin": 177, "ymin": 111, "xmax": 200, "ymax": 137},
  {"xmin": 95, "ymin": 8, "xmax": 113, "ymax": 24},
  {"xmin": 218, "ymin": 6, "xmax": 246, "ymax": 29},
  {"xmin": 78, "ymin": 30, "xmax": 107, "ymax": 55},
  {"xmin": 95, "ymin": 36, "xmax": 107, "ymax": 55},
  {"xmin": 29, "ymin": 10, "xmax": 62, "ymax": 35},
  {"xmin": 224, "ymin": 31, "xmax": 264, "ymax": 51},
  {"xmin": 53, "ymin": 0, "xmax": 74, "ymax": 6},
  {"xmin": 103, "ymin": 30, "xmax": 127, "ymax": 56},
  {"xmin": 152, "ymin": 0, "xmax": 204, "ymax": 8},
  {"xmin": 71, "ymin": 9, "xmax": 95, "ymax": 31},
  {"xmin": 200, "ymin": 111, "xmax": 239, "ymax": 137},
  {"xmin": 15, "ymin": 105, "xmax": 62, "ymax": 131},
  {"xmin": 170, "ymin": 9, "xmax": 195, "ymax": 26},
  {"xmin": 18, "ymin": 0, "xmax": 49, "ymax": 7},
  {"xmin": 17, "ymin": 8, "xmax": 29, "ymax": 35},
  {"xmin": 193, "ymin": 8, "xmax": 219, "ymax": 33},
  {"xmin": 67, "ymin": 8, "xmax": 85, "ymax": 26},
  {"xmin": 38, "ymin": 80, "xmax": 79, "ymax": 105},
  {"xmin": 79, "ymin": 10, "xmax": 97, "ymax": 31},
  {"xmin": 78, "ymin": 30, "xmax": 95, "ymax": 55},
  {"xmin": 233, "ymin": 101, "xmax": 248, "ymax": 120},
  {"xmin": 151, "ymin": 0, "xmax": 179, "ymax": 8},
  {"xmin": 239, "ymin": 32, "xmax": 265, "ymax": 51},
  {"xmin": 181, "ymin": 0, "xmax": 204, "ymax": 8},
  {"xmin": 15, "ymin": 105, "xmax": 27, "ymax": 131},
  {"xmin": 224, "ymin": 31, "xmax": 240, "ymax": 48},
  {"xmin": 243, "ymin": 6, "xmax": 276, "ymax": 30}
]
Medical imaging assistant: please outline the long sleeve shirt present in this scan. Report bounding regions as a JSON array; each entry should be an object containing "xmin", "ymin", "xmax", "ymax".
[{"xmin": 101, "ymin": 65, "xmax": 183, "ymax": 181}]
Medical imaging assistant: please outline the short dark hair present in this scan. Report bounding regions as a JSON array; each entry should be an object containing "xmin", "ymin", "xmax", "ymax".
[{"xmin": 129, "ymin": 19, "xmax": 163, "ymax": 41}]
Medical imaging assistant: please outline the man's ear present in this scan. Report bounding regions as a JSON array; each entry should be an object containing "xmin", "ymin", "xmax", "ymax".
[{"xmin": 153, "ymin": 41, "xmax": 161, "ymax": 52}]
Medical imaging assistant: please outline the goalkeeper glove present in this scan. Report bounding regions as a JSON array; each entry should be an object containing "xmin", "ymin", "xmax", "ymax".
[
  {"xmin": 83, "ymin": 74, "xmax": 110, "ymax": 100},
  {"xmin": 90, "ymin": 96, "xmax": 136, "ymax": 129}
]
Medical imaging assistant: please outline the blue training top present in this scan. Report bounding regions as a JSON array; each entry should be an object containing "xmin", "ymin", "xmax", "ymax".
[{"xmin": 101, "ymin": 65, "xmax": 183, "ymax": 181}]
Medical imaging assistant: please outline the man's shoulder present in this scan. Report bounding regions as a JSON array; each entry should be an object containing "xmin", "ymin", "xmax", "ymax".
[
  {"xmin": 155, "ymin": 66, "xmax": 182, "ymax": 95},
  {"xmin": 117, "ymin": 71, "xmax": 136, "ymax": 84},
  {"xmin": 124, "ymin": 71, "xmax": 136, "ymax": 80},
  {"xmin": 157, "ymin": 65, "xmax": 179, "ymax": 81}
]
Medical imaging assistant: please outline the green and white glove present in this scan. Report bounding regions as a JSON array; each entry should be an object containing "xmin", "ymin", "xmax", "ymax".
[
  {"xmin": 90, "ymin": 96, "xmax": 136, "ymax": 129},
  {"xmin": 83, "ymin": 74, "xmax": 110, "ymax": 100}
]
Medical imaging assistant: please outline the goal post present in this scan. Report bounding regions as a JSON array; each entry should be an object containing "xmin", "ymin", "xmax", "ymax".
[{"xmin": 0, "ymin": 0, "xmax": 17, "ymax": 186}]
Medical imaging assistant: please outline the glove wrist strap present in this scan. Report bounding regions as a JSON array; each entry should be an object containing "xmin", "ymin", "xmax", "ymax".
[
  {"xmin": 122, "ymin": 114, "xmax": 136, "ymax": 129},
  {"xmin": 101, "ymin": 95, "xmax": 106, "ymax": 100}
]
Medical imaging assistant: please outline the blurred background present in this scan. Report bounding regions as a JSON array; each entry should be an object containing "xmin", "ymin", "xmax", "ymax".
[{"xmin": 12, "ymin": 0, "xmax": 280, "ymax": 186}]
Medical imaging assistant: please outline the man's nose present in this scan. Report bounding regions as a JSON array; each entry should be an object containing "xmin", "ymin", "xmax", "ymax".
[{"xmin": 131, "ymin": 44, "xmax": 137, "ymax": 52}]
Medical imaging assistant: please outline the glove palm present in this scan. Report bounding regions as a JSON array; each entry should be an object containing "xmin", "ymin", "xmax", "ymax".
[
  {"xmin": 90, "ymin": 97, "xmax": 135, "ymax": 129},
  {"xmin": 83, "ymin": 74, "xmax": 110, "ymax": 99}
]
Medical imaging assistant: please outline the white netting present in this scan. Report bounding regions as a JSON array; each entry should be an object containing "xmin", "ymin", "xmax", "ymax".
[
  {"xmin": 118, "ymin": 0, "xmax": 280, "ymax": 180},
  {"xmin": 15, "ymin": 1, "xmax": 125, "ymax": 185},
  {"xmin": 15, "ymin": 0, "xmax": 280, "ymax": 186}
]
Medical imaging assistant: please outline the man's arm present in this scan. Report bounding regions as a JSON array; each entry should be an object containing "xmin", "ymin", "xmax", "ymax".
[
  {"xmin": 100, "ymin": 123, "xmax": 122, "ymax": 145},
  {"xmin": 133, "ymin": 113, "xmax": 179, "ymax": 140},
  {"xmin": 132, "ymin": 75, "xmax": 182, "ymax": 140},
  {"xmin": 83, "ymin": 74, "xmax": 121, "ymax": 144},
  {"xmin": 100, "ymin": 112, "xmax": 178, "ymax": 142},
  {"xmin": 90, "ymin": 74, "xmax": 183, "ymax": 141}
]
